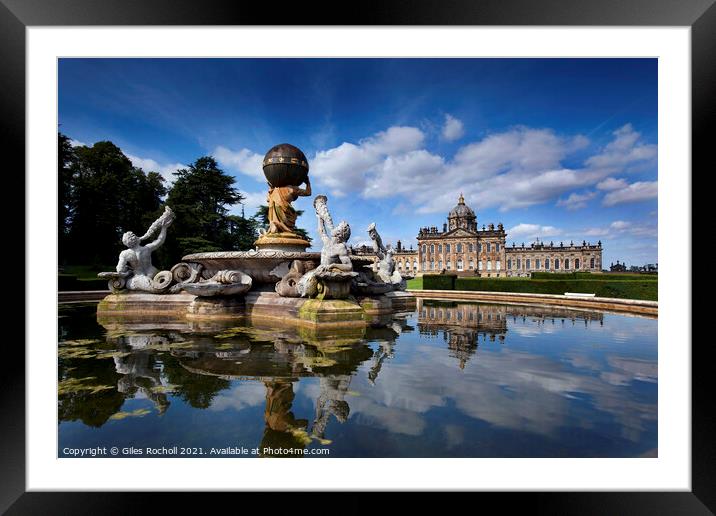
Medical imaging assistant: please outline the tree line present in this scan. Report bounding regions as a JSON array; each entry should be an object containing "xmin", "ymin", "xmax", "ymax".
[{"xmin": 58, "ymin": 132, "xmax": 310, "ymax": 269}]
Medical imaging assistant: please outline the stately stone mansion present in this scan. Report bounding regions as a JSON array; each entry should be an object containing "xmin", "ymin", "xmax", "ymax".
[{"xmin": 357, "ymin": 194, "xmax": 603, "ymax": 277}]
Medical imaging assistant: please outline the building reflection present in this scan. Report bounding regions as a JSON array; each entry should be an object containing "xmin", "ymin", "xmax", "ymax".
[{"xmin": 417, "ymin": 299, "xmax": 603, "ymax": 369}]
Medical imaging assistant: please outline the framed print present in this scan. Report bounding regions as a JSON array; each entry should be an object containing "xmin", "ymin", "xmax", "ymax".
[{"xmin": 2, "ymin": 0, "xmax": 710, "ymax": 512}]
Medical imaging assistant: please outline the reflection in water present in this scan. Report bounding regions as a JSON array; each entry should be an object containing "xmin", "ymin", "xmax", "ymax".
[{"xmin": 58, "ymin": 301, "xmax": 656, "ymax": 458}]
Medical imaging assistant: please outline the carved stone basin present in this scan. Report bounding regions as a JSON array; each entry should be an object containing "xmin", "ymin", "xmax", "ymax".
[
  {"xmin": 183, "ymin": 250, "xmax": 321, "ymax": 284},
  {"xmin": 182, "ymin": 250, "xmax": 376, "ymax": 285}
]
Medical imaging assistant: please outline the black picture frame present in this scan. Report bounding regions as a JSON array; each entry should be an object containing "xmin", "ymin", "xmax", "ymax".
[{"xmin": 2, "ymin": 0, "xmax": 708, "ymax": 512}]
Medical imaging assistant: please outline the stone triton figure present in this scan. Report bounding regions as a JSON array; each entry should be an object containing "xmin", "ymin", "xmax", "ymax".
[
  {"xmin": 114, "ymin": 206, "xmax": 175, "ymax": 291},
  {"xmin": 296, "ymin": 195, "xmax": 356, "ymax": 298}
]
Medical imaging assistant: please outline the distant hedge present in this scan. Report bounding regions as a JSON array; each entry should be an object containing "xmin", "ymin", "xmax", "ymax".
[
  {"xmin": 422, "ymin": 274, "xmax": 457, "ymax": 290},
  {"xmin": 530, "ymin": 272, "xmax": 657, "ymax": 281},
  {"xmin": 450, "ymin": 278, "xmax": 657, "ymax": 301}
]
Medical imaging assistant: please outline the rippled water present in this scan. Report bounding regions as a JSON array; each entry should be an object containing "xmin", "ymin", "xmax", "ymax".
[{"xmin": 58, "ymin": 299, "xmax": 657, "ymax": 458}]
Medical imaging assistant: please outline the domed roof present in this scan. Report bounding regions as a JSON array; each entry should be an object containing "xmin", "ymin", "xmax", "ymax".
[{"xmin": 448, "ymin": 193, "xmax": 475, "ymax": 219}]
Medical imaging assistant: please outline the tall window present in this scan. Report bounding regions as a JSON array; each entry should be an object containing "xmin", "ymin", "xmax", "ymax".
[
  {"xmin": 446, "ymin": 244, "xmax": 451, "ymax": 253},
  {"xmin": 517, "ymin": 258, "xmax": 521, "ymax": 269},
  {"xmin": 438, "ymin": 244, "xmax": 442, "ymax": 253},
  {"xmin": 430, "ymin": 262, "xmax": 435, "ymax": 270},
  {"xmin": 478, "ymin": 261, "xmax": 483, "ymax": 271},
  {"xmin": 422, "ymin": 245, "xmax": 426, "ymax": 254},
  {"xmin": 536, "ymin": 259, "xmax": 541, "ymax": 269},
  {"xmin": 575, "ymin": 258, "xmax": 580, "ymax": 269},
  {"xmin": 545, "ymin": 258, "xmax": 550, "ymax": 270},
  {"xmin": 456, "ymin": 243, "xmax": 462, "ymax": 253},
  {"xmin": 478, "ymin": 243, "xmax": 482, "ymax": 252},
  {"xmin": 565, "ymin": 258, "xmax": 570, "ymax": 270},
  {"xmin": 446, "ymin": 261, "xmax": 452, "ymax": 270},
  {"xmin": 526, "ymin": 259, "xmax": 531, "ymax": 270},
  {"xmin": 469, "ymin": 259, "xmax": 474, "ymax": 270},
  {"xmin": 422, "ymin": 261, "xmax": 427, "ymax": 271},
  {"xmin": 457, "ymin": 259, "xmax": 464, "ymax": 271},
  {"xmin": 496, "ymin": 260, "xmax": 501, "ymax": 271},
  {"xmin": 430, "ymin": 244, "xmax": 434, "ymax": 253},
  {"xmin": 438, "ymin": 260, "xmax": 443, "ymax": 270},
  {"xmin": 495, "ymin": 243, "xmax": 500, "ymax": 252},
  {"xmin": 469, "ymin": 243, "xmax": 474, "ymax": 252},
  {"xmin": 590, "ymin": 258, "xmax": 595, "ymax": 269},
  {"xmin": 487, "ymin": 260, "xmax": 492, "ymax": 271},
  {"xmin": 507, "ymin": 259, "xmax": 512, "ymax": 269},
  {"xmin": 486, "ymin": 243, "xmax": 491, "ymax": 253},
  {"xmin": 555, "ymin": 259, "xmax": 560, "ymax": 270}
]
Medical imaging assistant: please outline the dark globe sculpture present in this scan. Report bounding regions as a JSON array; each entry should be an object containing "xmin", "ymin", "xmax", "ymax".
[{"xmin": 262, "ymin": 143, "xmax": 309, "ymax": 188}]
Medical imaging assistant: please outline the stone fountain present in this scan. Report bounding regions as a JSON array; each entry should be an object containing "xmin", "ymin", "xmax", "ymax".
[{"xmin": 97, "ymin": 143, "xmax": 415, "ymax": 329}]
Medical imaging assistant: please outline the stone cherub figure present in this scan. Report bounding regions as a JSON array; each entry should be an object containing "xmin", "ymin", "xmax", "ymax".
[{"xmin": 114, "ymin": 206, "xmax": 175, "ymax": 291}]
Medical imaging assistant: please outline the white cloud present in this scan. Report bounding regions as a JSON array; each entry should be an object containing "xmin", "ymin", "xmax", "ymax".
[
  {"xmin": 610, "ymin": 220, "xmax": 631, "ymax": 230},
  {"xmin": 585, "ymin": 124, "xmax": 657, "ymax": 172},
  {"xmin": 507, "ymin": 223, "xmax": 562, "ymax": 241},
  {"xmin": 310, "ymin": 126, "xmax": 425, "ymax": 197},
  {"xmin": 441, "ymin": 114, "xmax": 465, "ymax": 141},
  {"xmin": 69, "ymin": 139, "xmax": 86, "ymax": 147},
  {"xmin": 596, "ymin": 177, "xmax": 628, "ymax": 191},
  {"xmin": 603, "ymin": 181, "xmax": 658, "ymax": 206},
  {"xmin": 126, "ymin": 153, "xmax": 185, "ymax": 185},
  {"xmin": 556, "ymin": 191, "xmax": 597, "ymax": 211},
  {"xmin": 213, "ymin": 146, "xmax": 264, "ymax": 182}
]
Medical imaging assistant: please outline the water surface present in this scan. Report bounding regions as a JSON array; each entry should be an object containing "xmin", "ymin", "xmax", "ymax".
[{"xmin": 58, "ymin": 299, "xmax": 657, "ymax": 457}]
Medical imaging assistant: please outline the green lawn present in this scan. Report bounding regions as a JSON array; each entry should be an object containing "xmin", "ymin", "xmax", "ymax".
[{"xmin": 59, "ymin": 264, "xmax": 114, "ymax": 290}]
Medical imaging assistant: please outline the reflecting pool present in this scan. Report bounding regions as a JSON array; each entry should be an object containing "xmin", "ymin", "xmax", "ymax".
[{"xmin": 58, "ymin": 299, "xmax": 657, "ymax": 458}]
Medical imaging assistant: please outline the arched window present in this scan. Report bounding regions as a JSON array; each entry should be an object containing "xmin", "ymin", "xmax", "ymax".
[
  {"xmin": 545, "ymin": 258, "xmax": 550, "ymax": 270},
  {"xmin": 575, "ymin": 258, "xmax": 580, "ymax": 269},
  {"xmin": 478, "ymin": 261, "xmax": 483, "ymax": 271},
  {"xmin": 422, "ymin": 244, "xmax": 426, "ymax": 254},
  {"xmin": 438, "ymin": 244, "xmax": 442, "ymax": 253},
  {"xmin": 469, "ymin": 243, "xmax": 474, "ymax": 252},
  {"xmin": 496, "ymin": 260, "xmax": 501, "ymax": 271},
  {"xmin": 526, "ymin": 259, "xmax": 531, "ymax": 270},
  {"xmin": 487, "ymin": 260, "xmax": 492, "ymax": 271},
  {"xmin": 565, "ymin": 258, "xmax": 570, "ymax": 269},
  {"xmin": 590, "ymin": 258, "xmax": 595, "ymax": 269},
  {"xmin": 457, "ymin": 259, "xmax": 464, "ymax": 271},
  {"xmin": 446, "ymin": 261, "xmax": 452, "ymax": 270},
  {"xmin": 517, "ymin": 258, "xmax": 521, "ymax": 269},
  {"xmin": 495, "ymin": 243, "xmax": 500, "ymax": 252},
  {"xmin": 555, "ymin": 259, "xmax": 560, "ymax": 270},
  {"xmin": 456, "ymin": 243, "xmax": 462, "ymax": 253},
  {"xmin": 507, "ymin": 259, "xmax": 512, "ymax": 269},
  {"xmin": 535, "ymin": 259, "xmax": 541, "ymax": 269},
  {"xmin": 430, "ymin": 244, "xmax": 434, "ymax": 253},
  {"xmin": 438, "ymin": 260, "xmax": 443, "ymax": 270}
]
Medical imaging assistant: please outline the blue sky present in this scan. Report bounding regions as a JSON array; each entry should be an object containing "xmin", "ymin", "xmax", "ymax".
[{"xmin": 59, "ymin": 58, "xmax": 658, "ymax": 266}]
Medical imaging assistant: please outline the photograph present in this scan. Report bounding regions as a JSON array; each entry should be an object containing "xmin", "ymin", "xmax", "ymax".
[{"xmin": 56, "ymin": 57, "xmax": 659, "ymax": 459}]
